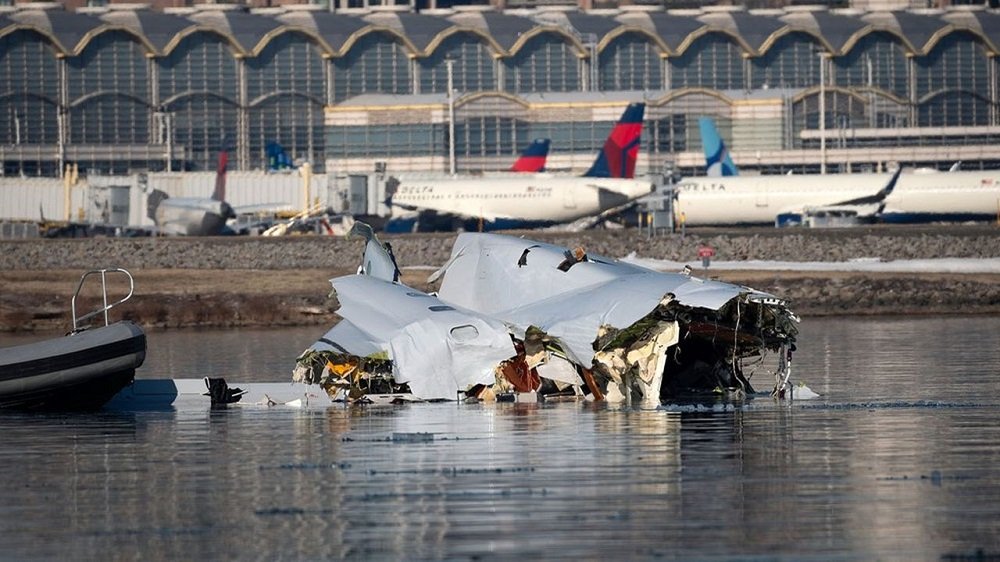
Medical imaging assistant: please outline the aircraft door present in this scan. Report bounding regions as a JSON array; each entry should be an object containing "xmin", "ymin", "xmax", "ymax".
[
  {"xmin": 755, "ymin": 186, "xmax": 768, "ymax": 207},
  {"xmin": 563, "ymin": 184, "xmax": 577, "ymax": 209},
  {"xmin": 347, "ymin": 175, "xmax": 369, "ymax": 215}
]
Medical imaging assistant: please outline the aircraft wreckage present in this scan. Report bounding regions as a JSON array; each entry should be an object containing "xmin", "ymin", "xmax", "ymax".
[{"xmin": 293, "ymin": 224, "xmax": 800, "ymax": 407}]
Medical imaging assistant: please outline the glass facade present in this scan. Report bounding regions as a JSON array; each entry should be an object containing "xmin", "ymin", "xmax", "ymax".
[
  {"xmin": 418, "ymin": 33, "xmax": 496, "ymax": 93},
  {"xmin": 332, "ymin": 32, "xmax": 411, "ymax": 102},
  {"xmin": 670, "ymin": 33, "xmax": 745, "ymax": 90},
  {"xmin": 833, "ymin": 32, "xmax": 909, "ymax": 98},
  {"xmin": 751, "ymin": 32, "xmax": 821, "ymax": 90},
  {"xmin": 503, "ymin": 34, "xmax": 581, "ymax": 93},
  {"xmin": 1, "ymin": 8, "xmax": 998, "ymax": 176},
  {"xmin": 598, "ymin": 32, "xmax": 663, "ymax": 91}
]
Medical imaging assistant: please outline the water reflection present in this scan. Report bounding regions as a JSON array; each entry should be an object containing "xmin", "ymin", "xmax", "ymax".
[{"xmin": 0, "ymin": 317, "xmax": 999, "ymax": 559}]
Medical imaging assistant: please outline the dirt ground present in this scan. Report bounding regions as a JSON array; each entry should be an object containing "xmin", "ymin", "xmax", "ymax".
[{"xmin": 3, "ymin": 266, "xmax": 999, "ymax": 335}]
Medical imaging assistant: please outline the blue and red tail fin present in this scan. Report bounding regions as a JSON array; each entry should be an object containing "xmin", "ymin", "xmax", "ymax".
[
  {"xmin": 583, "ymin": 102, "xmax": 645, "ymax": 179},
  {"xmin": 211, "ymin": 150, "xmax": 228, "ymax": 202},
  {"xmin": 509, "ymin": 138, "xmax": 550, "ymax": 173},
  {"xmin": 698, "ymin": 117, "xmax": 738, "ymax": 177}
]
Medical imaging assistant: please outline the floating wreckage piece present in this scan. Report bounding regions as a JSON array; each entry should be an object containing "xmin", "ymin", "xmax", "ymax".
[
  {"xmin": 295, "ymin": 224, "xmax": 799, "ymax": 405},
  {"xmin": 293, "ymin": 223, "xmax": 518, "ymax": 402},
  {"xmin": 432, "ymin": 233, "xmax": 800, "ymax": 405}
]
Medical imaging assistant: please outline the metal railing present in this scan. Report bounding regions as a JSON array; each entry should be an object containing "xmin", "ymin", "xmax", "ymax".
[{"xmin": 71, "ymin": 268, "xmax": 135, "ymax": 334}]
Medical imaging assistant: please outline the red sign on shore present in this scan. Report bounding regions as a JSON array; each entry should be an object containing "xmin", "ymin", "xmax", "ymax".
[{"xmin": 697, "ymin": 246, "xmax": 715, "ymax": 259}]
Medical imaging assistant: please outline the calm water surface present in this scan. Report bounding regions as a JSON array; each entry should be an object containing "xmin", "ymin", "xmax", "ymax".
[{"xmin": 1, "ymin": 317, "xmax": 999, "ymax": 560}]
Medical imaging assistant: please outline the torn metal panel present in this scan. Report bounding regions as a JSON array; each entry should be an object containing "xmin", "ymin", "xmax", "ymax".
[
  {"xmin": 300, "ymin": 274, "xmax": 517, "ymax": 401},
  {"xmin": 433, "ymin": 233, "xmax": 799, "ymax": 400}
]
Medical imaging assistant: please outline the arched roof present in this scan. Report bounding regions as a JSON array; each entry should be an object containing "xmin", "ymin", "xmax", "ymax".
[
  {"xmin": 363, "ymin": 12, "xmax": 452, "ymax": 53},
  {"xmin": 447, "ymin": 11, "xmax": 536, "ymax": 53},
  {"xmin": 186, "ymin": 9, "xmax": 285, "ymax": 56},
  {"xmin": 1, "ymin": 5, "xmax": 997, "ymax": 63},
  {"xmin": 617, "ymin": 11, "xmax": 705, "ymax": 53},
  {"xmin": 275, "ymin": 11, "xmax": 366, "ymax": 54},
  {"xmin": 99, "ymin": 9, "xmax": 192, "ymax": 54},
  {"xmin": 780, "ymin": 10, "xmax": 868, "ymax": 54},
  {"xmin": 698, "ymin": 10, "xmax": 785, "ymax": 55},
  {"xmin": 5, "ymin": 8, "xmax": 105, "ymax": 54}
]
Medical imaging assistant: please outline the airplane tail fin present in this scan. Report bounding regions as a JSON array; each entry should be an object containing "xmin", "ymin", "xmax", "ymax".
[
  {"xmin": 348, "ymin": 221, "xmax": 401, "ymax": 283},
  {"xmin": 698, "ymin": 117, "xmax": 738, "ymax": 177},
  {"xmin": 266, "ymin": 142, "xmax": 293, "ymax": 172},
  {"xmin": 583, "ymin": 102, "xmax": 645, "ymax": 179},
  {"xmin": 509, "ymin": 138, "xmax": 550, "ymax": 173},
  {"xmin": 211, "ymin": 150, "xmax": 228, "ymax": 202}
]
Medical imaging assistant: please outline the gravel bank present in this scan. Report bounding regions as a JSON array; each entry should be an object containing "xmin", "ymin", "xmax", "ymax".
[{"xmin": 2, "ymin": 225, "xmax": 999, "ymax": 334}]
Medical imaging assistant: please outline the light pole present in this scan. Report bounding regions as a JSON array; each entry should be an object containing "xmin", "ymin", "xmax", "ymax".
[
  {"xmin": 818, "ymin": 51, "xmax": 826, "ymax": 175},
  {"xmin": 446, "ymin": 58, "xmax": 456, "ymax": 176}
]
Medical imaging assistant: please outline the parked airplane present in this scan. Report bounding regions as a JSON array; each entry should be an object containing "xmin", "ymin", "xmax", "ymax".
[
  {"xmin": 146, "ymin": 151, "xmax": 236, "ymax": 236},
  {"xmin": 386, "ymin": 103, "xmax": 651, "ymax": 231},
  {"xmin": 699, "ymin": 117, "xmax": 738, "ymax": 177},
  {"xmin": 880, "ymin": 169, "xmax": 1000, "ymax": 223}
]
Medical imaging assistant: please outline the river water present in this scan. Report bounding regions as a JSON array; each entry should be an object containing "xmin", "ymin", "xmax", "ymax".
[{"xmin": 1, "ymin": 316, "xmax": 999, "ymax": 560}]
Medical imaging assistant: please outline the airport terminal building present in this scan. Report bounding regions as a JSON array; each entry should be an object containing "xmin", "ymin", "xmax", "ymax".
[{"xmin": 1, "ymin": 1, "xmax": 999, "ymax": 179}]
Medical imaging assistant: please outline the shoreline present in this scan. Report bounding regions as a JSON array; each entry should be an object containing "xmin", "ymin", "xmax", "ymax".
[{"xmin": 2, "ymin": 225, "xmax": 1000, "ymax": 334}]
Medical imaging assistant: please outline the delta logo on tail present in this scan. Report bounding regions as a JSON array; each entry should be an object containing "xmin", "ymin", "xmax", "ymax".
[
  {"xmin": 698, "ymin": 117, "xmax": 738, "ymax": 177},
  {"xmin": 584, "ymin": 103, "xmax": 645, "ymax": 179},
  {"xmin": 509, "ymin": 139, "xmax": 550, "ymax": 173}
]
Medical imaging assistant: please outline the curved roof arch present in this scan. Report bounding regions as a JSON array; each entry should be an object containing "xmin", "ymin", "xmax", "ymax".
[
  {"xmin": 779, "ymin": 10, "xmax": 870, "ymax": 55},
  {"xmin": 673, "ymin": 26, "xmax": 754, "ymax": 56},
  {"xmin": 275, "ymin": 11, "xmax": 367, "ymax": 54},
  {"xmin": 159, "ymin": 90, "xmax": 241, "ymax": 108},
  {"xmin": 758, "ymin": 27, "xmax": 832, "ymax": 56},
  {"xmin": 456, "ymin": 91, "xmax": 530, "ymax": 109},
  {"xmin": 185, "ymin": 9, "xmax": 284, "ymax": 57},
  {"xmin": 840, "ymin": 26, "xmax": 913, "ymax": 56},
  {"xmin": 916, "ymin": 88, "xmax": 993, "ymax": 106},
  {"xmin": 0, "ymin": 23, "xmax": 69, "ymax": 55},
  {"xmin": 161, "ymin": 26, "xmax": 247, "ymax": 57},
  {"xmin": 447, "ymin": 11, "xmax": 536, "ymax": 53},
  {"xmin": 649, "ymin": 87, "xmax": 734, "ymax": 107},
  {"xmin": 921, "ymin": 26, "xmax": 993, "ymax": 56},
  {"xmin": 423, "ymin": 26, "xmax": 505, "ymax": 58},
  {"xmin": 0, "ymin": 91, "xmax": 61, "ymax": 107},
  {"xmin": 616, "ymin": 11, "xmax": 706, "ymax": 53},
  {"xmin": 247, "ymin": 26, "xmax": 332, "ymax": 58},
  {"xmin": 5, "ymin": 9, "xmax": 105, "ymax": 56},
  {"xmin": 791, "ymin": 85, "xmax": 870, "ymax": 104},
  {"xmin": 508, "ymin": 25, "xmax": 587, "ymax": 57},
  {"xmin": 68, "ymin": 25, "xmax": 159, "ymax": 58},
  {"xmin": 597, "ymin": 26, "xmax": 670, "ymax": 57},
  {"xmin": 97, "ymin": 9, "xmax": 194, "ymax": 55},
  {"xmin": 336, "ymin": 26, "xmax": 420, "ymax": 59},
  {"xmin": 697, "ymin": 11, "xmax": 785, "ymax": 55},
  {"xmin": 248, "ymin": 90, "xmax": 326, "ymax": 108},
  {"xmin": 362, "ymin": 12, "xmax": 452, "ymax": 54},
  {"xmin": 68, "ymin": 90, "xmax": 152, "ymax": 108}
]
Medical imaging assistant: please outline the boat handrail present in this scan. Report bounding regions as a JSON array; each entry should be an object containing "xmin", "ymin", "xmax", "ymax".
[{"xmin": 71, "ymin": 268, "xmax": 135, "ymax": 333}]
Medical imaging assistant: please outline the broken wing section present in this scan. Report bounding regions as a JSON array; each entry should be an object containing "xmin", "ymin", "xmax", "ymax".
[
  {"xmin": 296, "ymin": 274, "xmax": 517, "ymax": 401},
  {"xmin": 433, "ymin": 233, "xmax": 799, "ymax": 404}
]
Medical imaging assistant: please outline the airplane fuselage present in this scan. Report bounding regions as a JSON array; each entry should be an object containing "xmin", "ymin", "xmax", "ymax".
[
  {"xmin": 154, "ymin": 198, "xmax": 234, "ymax": 236},
  {"xmin": 674, "ymin": 169, "xmax": 1000, "ymax": 226},
  {"xmin": 674, "ymin": 174, "xmax": 893, "ymax": 226},
  {"xmin": 390, "ymin": 174, "xmax": 653, "ymax": 228}
]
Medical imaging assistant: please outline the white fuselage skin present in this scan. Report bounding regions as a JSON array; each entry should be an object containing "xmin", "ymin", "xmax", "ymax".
[
  {"xmin": 391, "ymin": 174, "xmax": 653, "ymax": 224},
  {"xmin": 675, "ymin": 170, "xmax": 1000, "ymax": 226},
  {"xmin": 154, "ymin": 198, "xmax": 233, "ymax": 236},
  {"xmin": 881, "ymin": 170, "xmax": 1000, "ymax": 219}
]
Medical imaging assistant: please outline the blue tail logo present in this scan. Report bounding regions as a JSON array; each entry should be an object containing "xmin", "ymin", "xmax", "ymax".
[
  {"xmin": 266, "ymin": 141, "xmax": 293, "ymax": 172},
  {"xmin": 584, "ymin": 103, "xmax": 645, "ymax": 179},
  {"xmin": 698, "ymin": 117, "xmax": 738, "ymax": 177}
]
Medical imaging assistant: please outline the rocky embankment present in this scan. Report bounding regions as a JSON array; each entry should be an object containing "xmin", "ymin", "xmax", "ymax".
[{"xmin": 2, "ymin": 224, "xmax": 999, "ymax": 333}]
